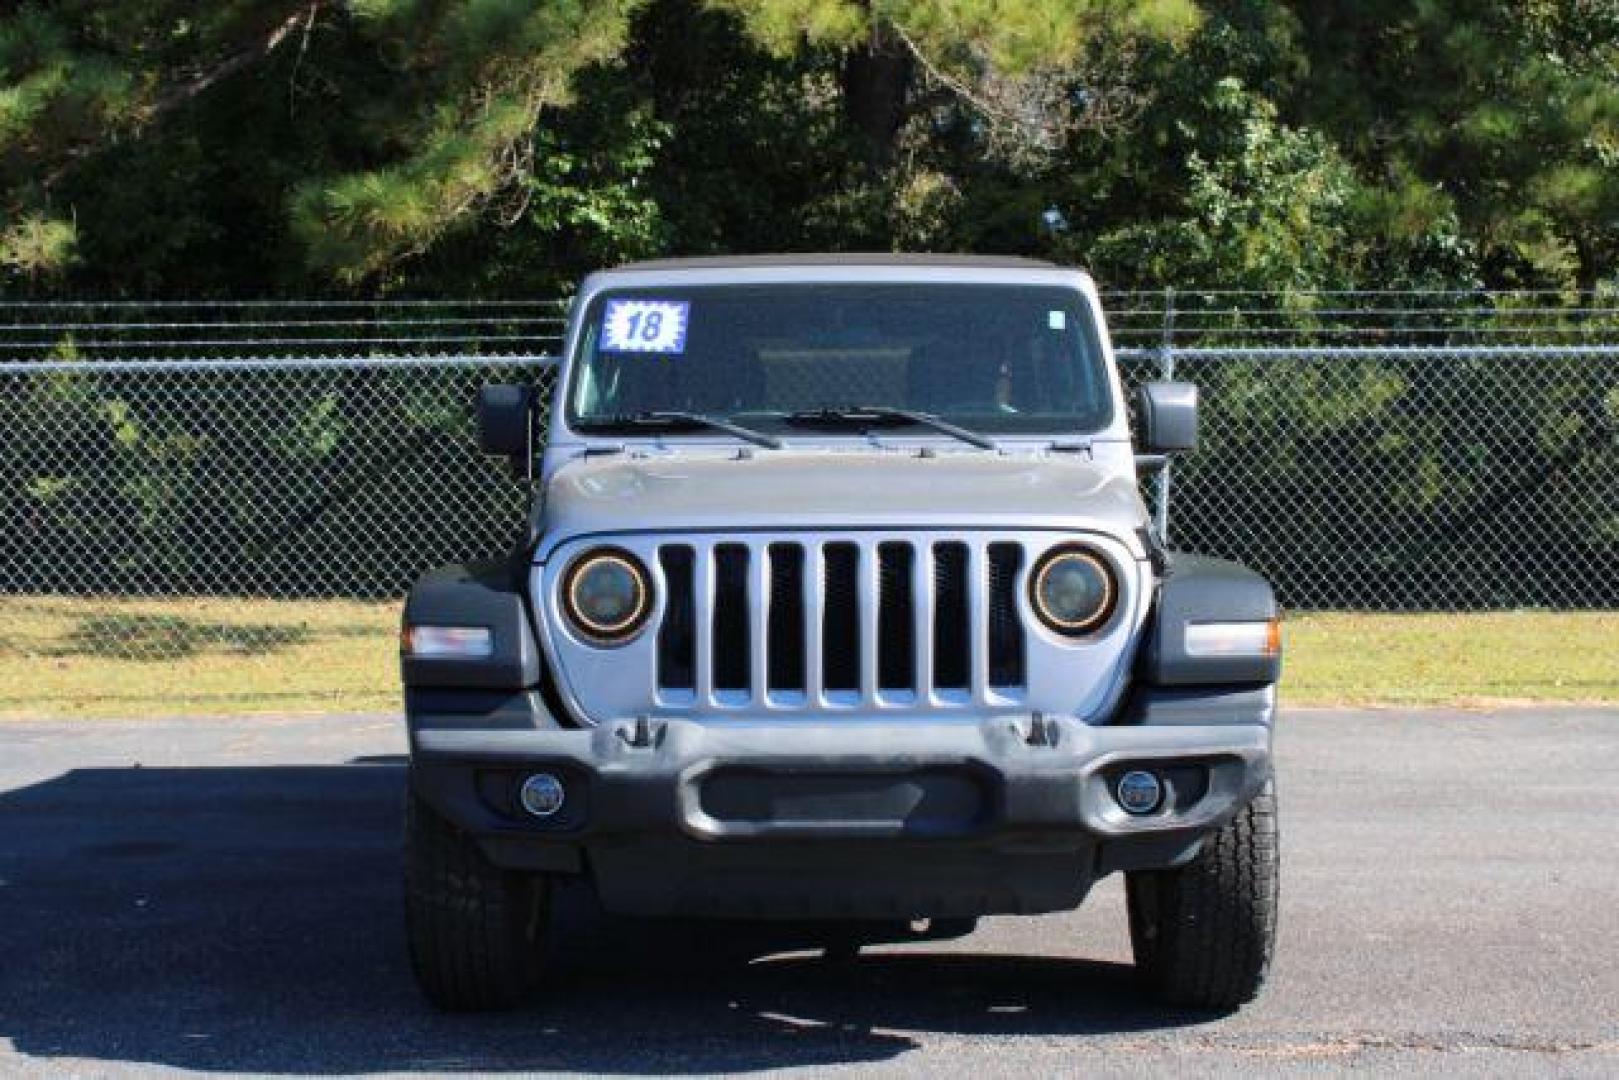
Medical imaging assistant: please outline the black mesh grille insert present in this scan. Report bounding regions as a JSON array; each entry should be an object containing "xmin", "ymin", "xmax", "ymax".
[
  {"xmin": 932, "ymin": 541, "xmax": 970, "ymax": 690},
  {"xmin": 767, "ymin": 543, "xmax": 805, "ymax": 692},
  {"xmin": 987, "ymin": 543, "xmax": 1025, "ymax": 688},
  {"xmin": 712, "ymin": 544, "xmax": 750, "ymax": 692},
  {"xmin": 657, "ymin": 546, "xmax": 695, "ymax": 690},
  {"xmin": 822, "ymin": 542, "xmax": 860, "ymax": 692},
  {"xmin": 878, "ymin": 542, "xmax": 915, "ymax": 690}
]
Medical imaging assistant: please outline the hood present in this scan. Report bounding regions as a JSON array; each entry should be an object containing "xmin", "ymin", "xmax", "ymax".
[{"xmin": 535, "ymin": 450, "xmax": 1147, "ymax": 558}]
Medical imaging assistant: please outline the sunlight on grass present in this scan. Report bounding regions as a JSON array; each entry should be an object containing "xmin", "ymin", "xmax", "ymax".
[
  {"xmin": 1283, "ymin": 611, "xmax": 1619, "ymax": 707},
  {"xmin": 0, "ymin": 598, "xmax": 1613, "ymax": 718},
  {"xmin": 0, "ymin": 596, "xmax": 400, "ymax": 718}
]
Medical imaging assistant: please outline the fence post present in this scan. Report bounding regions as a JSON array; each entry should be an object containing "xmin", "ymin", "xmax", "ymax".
[{"xmin": 1154, "ymin": 287, "xmax": 1176, "ymax": 544}]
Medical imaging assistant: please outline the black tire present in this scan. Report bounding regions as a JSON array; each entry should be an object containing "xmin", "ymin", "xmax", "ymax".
[
  {"xmin": 404, "ymin": 790, "xmax": 550, "ymax": 1012},
  {"xmin": 1126, "ymin": 778, "xmax": 1279, "ymax": 1012}
]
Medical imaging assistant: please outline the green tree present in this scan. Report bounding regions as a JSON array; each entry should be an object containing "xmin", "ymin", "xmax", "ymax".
[
  {"xmin": 289, "ymin": 0, "xmax": 643, "ymax": 283},
  {"xmin": 1286, "ymin": 0, "xmax": 1619, "ymax": 291},
  {"xmin": 6, "ymin": 0, "xmax": 1619, "ymax": 293},
  {"xmin": 713, "ymin": 0, "xmax": 1200, "ymax": 164},
  {"xmin": 2, "ymin": 0, "xmax": 1207, "ymax": 288},
  {"xmin": 1082, "ymin": 77, "xmax": 1361, "ymax": 290},
  {"xmin": 0, "ymin": 3, "xmax": 332, "ymax": 282}
]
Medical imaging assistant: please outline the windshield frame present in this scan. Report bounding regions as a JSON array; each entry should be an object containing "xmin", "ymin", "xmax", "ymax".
[{"xmin": 560, "ymin": 279, "xmax": 1116, "ymax": 443}]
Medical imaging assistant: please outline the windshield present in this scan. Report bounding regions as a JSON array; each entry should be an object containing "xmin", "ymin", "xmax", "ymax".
[{"xmin": 567, "ymin": 283, "xmax": 1112, "ymax": 436}]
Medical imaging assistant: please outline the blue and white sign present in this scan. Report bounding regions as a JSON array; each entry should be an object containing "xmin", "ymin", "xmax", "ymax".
[{"xmin": 601, "ymin": 299, "xmax": 690, "ymax": 354}]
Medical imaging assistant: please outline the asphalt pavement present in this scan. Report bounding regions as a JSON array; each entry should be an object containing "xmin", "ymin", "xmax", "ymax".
[{"xmin": 1, "ymin": 708, "xmax": 1616, "ymax": 1077}]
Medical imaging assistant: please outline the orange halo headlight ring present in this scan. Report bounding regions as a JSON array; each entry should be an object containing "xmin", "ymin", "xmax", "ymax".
[
  {"xmin": 561, "ymin": 548, "xmax": 653, "ymax": 644},
  {"xmin": 1029, "ymin": 545, "xmax": 1118, "ymax": 636}
]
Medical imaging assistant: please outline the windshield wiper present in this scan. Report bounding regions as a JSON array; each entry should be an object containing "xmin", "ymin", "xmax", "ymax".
[
  {"xmin": 580, "ymin": 410, "xmax": 781, "ymax": 450},
  {"xmin": 786, "ymin": 406, "xmax": 997, "ymax": 451}
]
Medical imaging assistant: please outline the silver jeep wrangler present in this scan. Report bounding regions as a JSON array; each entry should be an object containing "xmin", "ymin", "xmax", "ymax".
[{"xmin": 400, "ymin": 255, "xmax": 1281, "ymax": 1013}]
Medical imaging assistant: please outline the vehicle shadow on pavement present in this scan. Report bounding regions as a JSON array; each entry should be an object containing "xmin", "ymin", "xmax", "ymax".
[{"xmin": 0, "ymin": 764, "xmax": 1207, "ymax": 1075}]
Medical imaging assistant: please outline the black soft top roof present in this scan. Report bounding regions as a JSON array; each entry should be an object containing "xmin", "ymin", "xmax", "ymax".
[{"xmin": 611, "ymin": 253, "xmax": 1062, "ymax": 272}]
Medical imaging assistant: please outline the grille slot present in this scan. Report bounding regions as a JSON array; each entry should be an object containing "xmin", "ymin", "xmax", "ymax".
[
  {"xmin": 987, "ymin": 542, "xmax": 1025, "ymax": 688},
  {"xmin": 767, "ymin": 543, "xmax": 805, "ymax": 692},
  {"xmin": 712, "ymin": 544, "xmax": 750, "ymax": 693},
  {"xmin": 647, "ymin": 535, "xmax": 1038, "ymax": 707},
  {"xmin": 878, "ymin": 542, "xmax": 915, "ymax": 691},
  {"xmin": 657, "ymin": 546, "xmax": 695, "ymax": 690},
  {"xmin": 822, "ymin": 543, "xmax": 861, "ymax": 692},
  {"xmin": 932, "ymin": 541, "xmax": 971, "ymax": 690}
]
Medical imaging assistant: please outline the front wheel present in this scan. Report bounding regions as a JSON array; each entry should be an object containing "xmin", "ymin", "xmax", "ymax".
[
  {"xmin": 1126, "ymin": 778, "xmax": 1279, "ymax": 1012},
  {"xmin": 404, "ymin": 789, "xmax": 550, "ymax": 1011}
]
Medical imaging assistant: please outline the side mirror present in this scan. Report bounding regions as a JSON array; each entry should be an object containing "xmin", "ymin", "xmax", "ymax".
[
  {"xmin": 477, "ymin": 384, "xmax": 535, "ymax": 480},
  {"xmin": 1136, "ymin": 381, "xmax": 1199, "ymax": 454}
]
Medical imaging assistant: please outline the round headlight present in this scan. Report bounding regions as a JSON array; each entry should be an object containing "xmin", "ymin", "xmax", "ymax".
[
  {"xmin": 562, "ymin": 549, "xmax": 651, "ymax": 644},
  {"xmin": 1030, "ymin": 546, "xmax": 1116, "ymax": 636}
]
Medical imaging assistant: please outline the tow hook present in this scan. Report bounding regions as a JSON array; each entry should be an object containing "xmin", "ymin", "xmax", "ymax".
[
  {"xmin": 617, "ymin": 716, "xmax": 661, "ymax": 749},
  {"xmin": 1024, "ymin": 712, "xmax": 1061, "ymax": 749}
]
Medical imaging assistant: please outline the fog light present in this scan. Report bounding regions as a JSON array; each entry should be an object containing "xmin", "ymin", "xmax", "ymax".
[
  {"xmin": 1116, "ymin": 770, "xmax": 1163, "ymax": 815},
  {"xmin": 518, "ymin": 773, "xmax": 566, "ymax": 818}
]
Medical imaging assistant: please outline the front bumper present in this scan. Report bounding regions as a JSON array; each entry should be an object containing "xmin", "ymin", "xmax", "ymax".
[{"xmin": 409, "ymin": 706, "xmax": 1272, "ymax": 918}]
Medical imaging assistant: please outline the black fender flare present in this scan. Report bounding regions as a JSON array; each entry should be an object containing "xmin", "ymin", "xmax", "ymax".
[
  {"xmin": 401, "ymin": 553, "xmax": 541, "ymax": 690},
  {"xmin": 1140, "ymin": 554, "xmax": 1281, "ymax": 687}
]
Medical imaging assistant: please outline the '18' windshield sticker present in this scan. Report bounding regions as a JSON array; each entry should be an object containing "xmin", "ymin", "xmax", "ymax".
[
  {"xmin": 601, "ymin": 299, "xmax": 690, "ymax": 354},
  {"xmin": 1048, "ymin": 310, "xmax": 1066, "ymax": 331}
]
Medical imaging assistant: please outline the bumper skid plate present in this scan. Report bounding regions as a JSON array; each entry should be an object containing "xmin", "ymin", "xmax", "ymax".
[{"xmin": 410, "ymin": 714, "xmax": 1270, "ymax": 918}]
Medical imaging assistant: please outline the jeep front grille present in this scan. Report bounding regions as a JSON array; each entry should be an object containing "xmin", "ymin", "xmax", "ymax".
[{"xmin": 653, "ymin": 537, "xmax": 1027, "ymax": 707}]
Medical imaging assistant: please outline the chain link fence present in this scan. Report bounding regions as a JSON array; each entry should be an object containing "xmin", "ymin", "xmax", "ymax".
[
  {"xmin": 1, "ymin": 294, "xmax": 1615, "ymax": 682},
  {"xmin": 1111, "ymin": 288, "xmax": 1618, "ymax": 608},
  {"xmin": 1121, "ymin": 344, "xmax": 1618, "ymax": 609},
  {"xmin": 1, "ymin": 355, "xmax": 554, "ymax": 600}
]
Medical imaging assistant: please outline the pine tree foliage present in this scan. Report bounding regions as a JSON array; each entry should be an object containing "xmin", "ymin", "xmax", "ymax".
[
  {"xmin": 291, "ymin": 0, "xmax": 643, "ymax": 281},
  {"xmin": 713, "ymin": 0, "xmax": 1200, "ymax": 69},
  {"xmin": 1286, "ymin": 0, "xmax": 1619, "ymax": 288},
  {"xmin": 1, "ymin": 0, "xmax": 1618, "ymax": 293},
  {"xmin": 1, "ymin": 2, "xmax": 328, "ymax": 278}
]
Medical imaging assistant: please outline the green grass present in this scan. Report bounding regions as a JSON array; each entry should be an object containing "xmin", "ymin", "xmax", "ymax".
[
  {"xmin": 0, "ymin": 596, "xmax": 400, "ymax": 718},
  {"xmin": 0, "ymin": 598, "xmax": 1614, "ymax": 718},
  {"xmin": 1283, "ymin": 611, "xmax": 1619, "ymax": 707}
]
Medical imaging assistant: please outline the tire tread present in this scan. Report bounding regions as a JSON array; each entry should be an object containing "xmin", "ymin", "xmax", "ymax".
[
  {"xmin": 404, "ymin": 790, "xmax": 545, "ymax": 1011},
  {"xmin": 1127, "ymin": 779, "xmax": 1279, "ymax": 1011}
]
